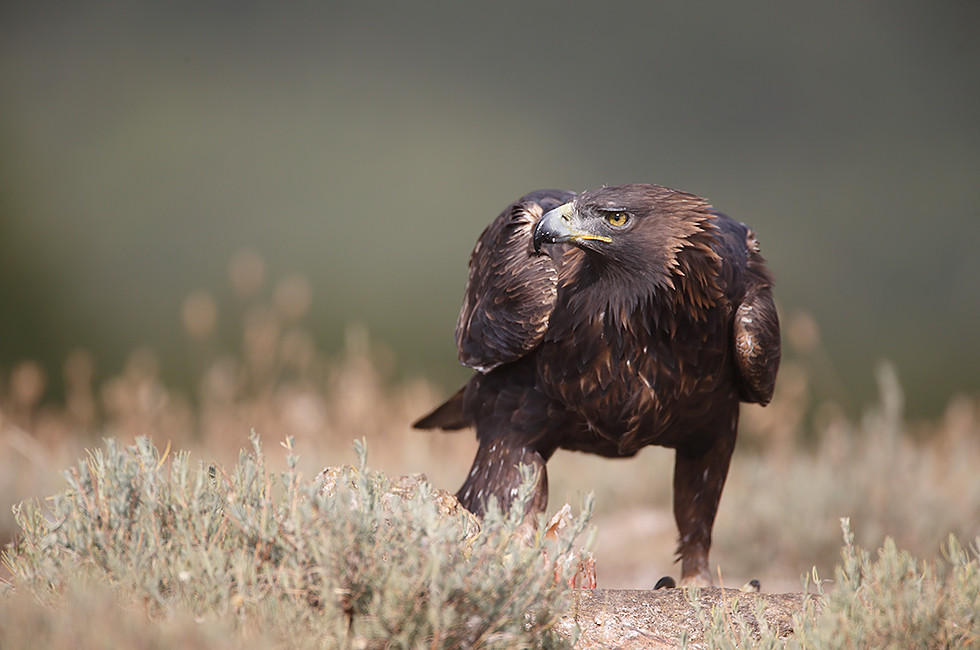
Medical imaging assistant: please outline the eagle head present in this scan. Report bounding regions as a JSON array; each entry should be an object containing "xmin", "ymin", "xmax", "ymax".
[{"xmin": 532, "ymin": 184, "xmax": 716, "ymax": 285}]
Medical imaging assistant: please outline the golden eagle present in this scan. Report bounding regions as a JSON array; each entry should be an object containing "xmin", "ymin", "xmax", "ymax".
[{"xmin": 414, "ymin": 184, "xmax": 780, "ymax": 585}]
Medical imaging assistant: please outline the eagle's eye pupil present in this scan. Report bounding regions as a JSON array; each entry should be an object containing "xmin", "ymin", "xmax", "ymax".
[{"xmin": 606, "ymin": 212, "xmax": 629, "ymax": 227}]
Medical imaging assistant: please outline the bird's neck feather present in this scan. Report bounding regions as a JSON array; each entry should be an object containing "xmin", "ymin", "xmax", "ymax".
[{"xmin": 561, "ymin": 228, "xmax": 724, "ymax": 329}]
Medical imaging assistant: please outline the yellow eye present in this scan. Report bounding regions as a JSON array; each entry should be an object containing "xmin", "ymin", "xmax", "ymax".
[{"xmin": 606, "ymin": 211, "xmax": 629, "ymax": 227}]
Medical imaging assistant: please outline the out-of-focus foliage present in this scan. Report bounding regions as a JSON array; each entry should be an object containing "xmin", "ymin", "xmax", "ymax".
[
  {"xmin": 1, "ymin": 2, "xmax": 978, "ymax": 415},
  {"xmin": 712, "ymin": 362, "xmax": 980, "ymax": 584}
]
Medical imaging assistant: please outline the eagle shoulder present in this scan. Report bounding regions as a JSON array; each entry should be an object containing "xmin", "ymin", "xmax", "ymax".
[{"xmin": 455, "ymin": 189, "xmax": 575, "ymax": 372}]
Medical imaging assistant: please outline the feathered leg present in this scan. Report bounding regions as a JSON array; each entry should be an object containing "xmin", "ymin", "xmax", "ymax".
[
  {"xmin": 672, "ymin": 416, "xmax": 738, "ymax": 586},
  {"xmin": 456, "ymin": 440, "xmax": 549, "ymax": 519}
]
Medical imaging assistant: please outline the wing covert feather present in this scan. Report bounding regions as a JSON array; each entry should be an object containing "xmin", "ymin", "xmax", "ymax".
[
  {"xmin": 455, "ymin": 190, "xmax": 575, "ymax": 372},
  {"xmin": 732, "ymin": 228, "xmax": 781, "ymax": 405}
]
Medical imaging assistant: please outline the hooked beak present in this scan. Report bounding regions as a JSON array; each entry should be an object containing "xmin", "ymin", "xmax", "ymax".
[{"xmin": 532, "ymin": 203, "xmax": 612, "ymax": 253}]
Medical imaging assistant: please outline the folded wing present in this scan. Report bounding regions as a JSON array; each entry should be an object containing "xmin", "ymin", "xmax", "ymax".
[{"xmin": 455, "ymin": 189, "xmax": 576, "ymax": 372}]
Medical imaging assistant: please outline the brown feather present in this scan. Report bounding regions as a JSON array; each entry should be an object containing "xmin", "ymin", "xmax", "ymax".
[{"xmin": 454, "ymin": 189, "xmax": 575, "ymax": 372}]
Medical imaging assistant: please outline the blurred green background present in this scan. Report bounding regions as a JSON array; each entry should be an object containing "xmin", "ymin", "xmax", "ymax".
[{"xmin": 1, "ymin": 1, "xmax": 977, "ymax": 418}]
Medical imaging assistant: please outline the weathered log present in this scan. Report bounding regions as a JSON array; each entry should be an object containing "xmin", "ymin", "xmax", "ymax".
[{"xmin": 559, "ymin": 587, "xmax": 812, "ymax": 649}]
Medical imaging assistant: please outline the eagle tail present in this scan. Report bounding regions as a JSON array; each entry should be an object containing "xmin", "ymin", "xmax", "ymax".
[{"xmin": 412, "ymin": 386, "xmax": 469, "ymax": 430}]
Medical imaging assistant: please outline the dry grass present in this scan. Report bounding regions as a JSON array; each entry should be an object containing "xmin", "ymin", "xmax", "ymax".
[{"xmin": 2, "ymin": 259, "xmax": 979, "ymax": 596}]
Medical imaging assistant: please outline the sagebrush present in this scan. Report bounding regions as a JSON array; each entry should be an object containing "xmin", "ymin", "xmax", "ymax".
[{"xmin": 2, "ymin": 433, "xmax": 593, "ymax": 649}]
